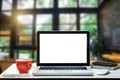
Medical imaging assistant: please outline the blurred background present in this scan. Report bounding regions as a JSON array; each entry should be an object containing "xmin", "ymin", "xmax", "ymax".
[{"xmin": 0, "ymin": 0, "xmax": 120, "ymax": 73}]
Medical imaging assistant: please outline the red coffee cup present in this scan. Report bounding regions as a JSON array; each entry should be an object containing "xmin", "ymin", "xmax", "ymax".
[{"xmin": 16, "ymin": 59, "xmax": 32, "ymax": 73}]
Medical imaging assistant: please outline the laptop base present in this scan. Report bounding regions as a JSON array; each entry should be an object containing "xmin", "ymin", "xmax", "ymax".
[{"xmin": 33, "ymin": 66, "xmax": 93, "ymax": 76}]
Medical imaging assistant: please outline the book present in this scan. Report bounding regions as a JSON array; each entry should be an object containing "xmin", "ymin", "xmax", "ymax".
[
  {"xmin": 91, "ymin": 65, "xmax": 120, "ymax": 70},
  {"xmin": 91, "ymin": 61, "xmax": 120, "ymax": 70}
]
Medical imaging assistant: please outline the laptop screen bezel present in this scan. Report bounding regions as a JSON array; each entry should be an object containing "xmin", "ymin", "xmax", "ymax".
[{"xmin": 37, "ymin": 31, "xmax": 90, "ymax": 66}]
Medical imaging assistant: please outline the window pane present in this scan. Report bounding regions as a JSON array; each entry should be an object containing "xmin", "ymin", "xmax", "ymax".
[
  {"xmin": 2, "ymin": 0, "xmax": 12, "ymax": 10},
  {"xmin": 18, "ymin": 24, "xmax": 33, "ymax": 29},
  {"xmin": 60, "ymin": 25, "xmax": 76, "ymax": 31},
  {"xmin": 0, "ymin": 48, "xmax": 9, "ymax": 60},
  {"xmin": 36, "ymin": 0, "xmax": 53, "ymax": 8},
  {"xmin": 17, "ymin": 15, "xmax": 33, "ymax": 45},
  {"xmin": 0, "ymin": 29, "xmax": 10, "ymax": 48},
  {"xmin": 17, "ymin": 0, "xmax": 34, "ymax": 9},
  {"xmin": 18, "ymin": 27, "xmax": 32, "ymax": 35},
  {"xmin": 59, "ymin": 0, "xmax": 77, "ymax": 8},
  {"xmin": 80, "ymin": 24, "xmax": 99, "ymax": 57},
  {"xmin": 18, "ymin": 50, "xmax": 32, "ymax": 59},
  {"xmin": 79, "ymin": 0, "xmax": 98, "ymax": 7},
  {"xmin": 17, "ymin": 24, "xmax": 32, "ymax": 36},
  {"xmin": 60, "ymin": 14, "xmax": 76, "ymax": 24},
  {"xmin": 36, "ymin": 14, "xmax": 52, "ymax": 32},
  {"xmin": 19, "ymin": 35, "xmax": 32, "ymax": 45},
  {"xmin": 17, "ymin": 26, "xmax": 32, "ymax": 45},
  {"xmin": 80, "ymin": 25, "xmax": 97, "ymax": 37},
  {"xmin": 0, "ymin": 36, "xmax": 10, "ymax": 47},
  {"xmin": 36, "ymin": 24, "xmax": 52, "ymax": 31},
  {"xmin": 17, "ymin": 15, "xmax": 33, "ymax": 24},
  {"xmin": 36, "ymin": 15, "xmax": 52, "ymax": 24},
  {"xmin": 80, "ymin": 14, "xmax": 97, "ymax": 24}
]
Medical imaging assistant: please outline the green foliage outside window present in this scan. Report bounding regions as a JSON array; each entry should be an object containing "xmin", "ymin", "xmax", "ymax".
[
  {"xmin": 80, "ymin": 13, "xmax": 100, "ymax": 57},
  {"xmin": 36, "ymin": 25, "xmax": 52, "ymax": 31},
  {"xmin": 81, "ymin": 25, "xmax": 97, "ymax": 38},
  {"xmin": 36, "ymin": 0, "xmax": 53, "ymax": 8},
  {"xmin": 80, "ymin": 14, "xmax": 97, "ymax": 38},
  {"xmin": 59, "ymin": 0, "xmax": 77, "ymax": 8},
  {"xmin": 36, "ymin": 14, "xmax": 52, "ymax": 31},
  {"xmin": 0, "ymin": 37, "xmax": 10, "ymax": 47},
  {"xmin": 81, "ymin": 14, "xmax": 97, "ymax": 24},
  {"xmin": 18, "ymin": 0, "xmax": 34, "ymax": 9},
  {"xmin": 80, "ymin": 0, "xmax": 98, "ymax": 7}
]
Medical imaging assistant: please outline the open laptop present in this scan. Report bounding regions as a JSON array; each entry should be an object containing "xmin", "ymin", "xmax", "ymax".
[{"xmin": 33, "ymin": 31, "xmax": 93, "ymax": 76}]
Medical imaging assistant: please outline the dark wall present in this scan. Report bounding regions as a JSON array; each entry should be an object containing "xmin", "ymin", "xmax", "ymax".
[{"xmin": 100, "ymin": 0, "xmax": 120, "ymax": 52}]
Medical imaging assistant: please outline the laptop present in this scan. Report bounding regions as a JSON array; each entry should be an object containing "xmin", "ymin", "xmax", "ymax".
[{"xmin": 33, "ymin": 31, "xmax": 93, "ymax": 76}]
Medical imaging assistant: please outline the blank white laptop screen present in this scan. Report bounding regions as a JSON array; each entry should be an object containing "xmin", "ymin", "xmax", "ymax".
[{"xmin": 38, "ymin": 31, "xmax": 89, "ymax": 64}]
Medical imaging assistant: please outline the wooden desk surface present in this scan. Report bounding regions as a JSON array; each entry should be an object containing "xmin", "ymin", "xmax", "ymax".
[{"xmin": 0, "ymin": 60, "xmax": 14, "ymax": 73}]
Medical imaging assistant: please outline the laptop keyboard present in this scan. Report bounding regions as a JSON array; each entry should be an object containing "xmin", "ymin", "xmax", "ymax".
[{"xmin": 39, "ymin": 66, "xmax": 87, "ymax": 70}]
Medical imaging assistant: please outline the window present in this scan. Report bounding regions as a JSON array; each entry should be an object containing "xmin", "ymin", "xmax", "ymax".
[
  {"xmin": 80, "ymin": 13, "xmax": 98, "ymax": 38},
  {"xmin": 59, "ymin": 14, "xmax": 76, "ymax": 31},
  {"xmin": 17, "ymin": 15, "xmax": 33, "ymax": 45},
  {"xmin": 59, "ymin": 0, "xmax": 98, "ymax": 8},
  {"xmin": 36, "ymin": 14, "xmax": 53, "ymax": 32},
  {"xmin": 2, "ymin": 0, "xmax": 13, "ymax": 16},
  {"xmin": 79, "ymin": 0, "xmax": 98, "ymax": 7},
  {"xmin": 59, "ymin": 0, "xmax": 77, "ymax": 8},
  {"xmin": 17, "ymin": 50, "xmax": 32, "ymax": 59},
  {"xmin": 2, "ymin": 0, "xmax": 12, "ymax": 10},
  {"xmin": 1, "ymin": 0, "xmax": 99, "ymax": 59},
  {"xmin": 36, "ymin": 0, "xmax": 54, "ymax": 8},
  {"xmin": 0, "ymin": 26, "xmax": 10, "ymax": 58},
  {"xmin": 17, "ymin": 0, "xmax": 34, "ymax": 9},
  {"xmin": 0, "ymin": 28, "xmax": 11, "ymax": 48},
  {"xmin": 15, "ymin": 50, "xmax": 36, "ymax": 60},
  {"xmin": 0, "ymin": 36, "xmax": 10, "ymax": 47},
  {"xmin": 35, "ymin": 14, "xmax": 53, "ymax": 45},
  {"xmin": 80, "ymin": 13, "xmax": 98, "ymax": 56}
]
